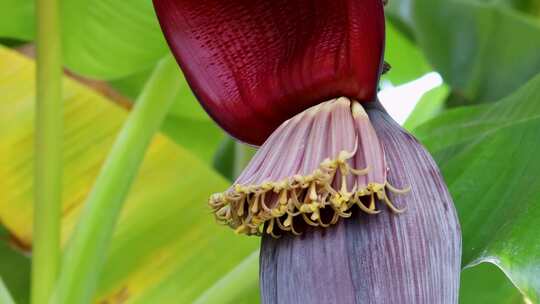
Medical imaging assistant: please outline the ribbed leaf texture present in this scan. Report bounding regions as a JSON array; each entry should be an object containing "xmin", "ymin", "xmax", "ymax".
[
  {"xmin": 153, "ymin": 0, "xmax": 385, "ymax": 145},
  {"xmin": 260, "ymin": 102, "xmax": 461, "ymax": 304}
]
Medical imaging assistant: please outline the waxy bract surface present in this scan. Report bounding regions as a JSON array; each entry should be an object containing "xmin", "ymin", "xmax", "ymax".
[
  {"xmin": 154, "ymin": 0, "xmax": 385, "ymax": 145},
  {"xmin": 260, "ymin": 104, "xmax": 462, "ymax": 304}
]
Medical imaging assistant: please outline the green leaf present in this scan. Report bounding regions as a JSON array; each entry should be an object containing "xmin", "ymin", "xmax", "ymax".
[
  {"xmin": 460, "ymin": 263, "xmax": 522, "ymax": 304},
  {"xmin": 211, "ymin": 138, "xmax": 258, "ymax": 182},
  {"xmin": 494, "ymin": 0, "xmax": 540, "ymax": 17},
  {"xmin": 414, "ymin": 73, "xmax": 540, "ymax": 162},
  {"xmin": 109, "ymin": 68, "xmax": 211, "ymax": 122},
  {"xmin": 109, "ymin": 67, "xmax": 225, "ymax": 163},
  {"xmin": 60, "ymin": 0, "xmax": 168, "ymax": 79},
  {"xmin": 0, "ymin": 0, "xmax": 34, "ymax": 40},
  {"xmin": 443, "ymin": 117, "xmax": 540, "ymax": 302},
  {"xmin": 393, "ymin": 0, "xmax": 540, "ymax": 103},
  {"xmin": 0, "ymin": 227, "xmax": 30, "ymax": 304},
  {"xmin": 161, "ymin": 116, "xmax": 224, "ymax": 163},
  {"xmin": 212, "ymin": 137, "xmax": 237, "ymax": 181},
  {"xmin": 383, "ymin": 21, "xmax": 431, "ymax": 85},
  {"xmin": 4, "ymin": 0, "xmax": 168, "ymax": 79},
  {"xmin": 0, "ymin": 46, "xmax": 258, "ymax": 303},
  {"xmin": 403, "ymin": 84, "xmax": 449, "ymax": 131},
  {"xmin": 181, "ymin": 251, "xmax": 259, "ymax": 304},
  {"xmin": 0, "ymin": 277, "xmax": 17, "ymax": 304},
  {"xmin": 108, "ymin": 68, "xmax": 155, "ymax": 101},
  {"xmin": 414, "ymin": 73, "xmax": 540, "ymax": 301}
]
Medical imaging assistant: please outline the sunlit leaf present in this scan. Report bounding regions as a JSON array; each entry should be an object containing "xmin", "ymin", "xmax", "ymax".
[{"xmin": 0, "ymin": 46, "xmax": 258, "ymax": 303}]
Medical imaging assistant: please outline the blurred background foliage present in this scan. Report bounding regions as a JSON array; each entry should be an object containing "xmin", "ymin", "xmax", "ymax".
[{"xmin": 0, "ymin": 0, "xmax": 539, "ymax": 303}]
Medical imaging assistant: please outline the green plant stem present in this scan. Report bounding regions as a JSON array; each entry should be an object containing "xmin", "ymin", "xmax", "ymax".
[
  {"xmin": 50, "ymin": 55, "xmax": 181, "ymax": 304},
  {"xmin": 0, "ymin": 277, "xmax": 16, "ymax": 304},
  {"xmin": 193, "ymin": 251, "xmax": 259, "ymax": 304},
  {"xmin": 32, "ymin": 0, "xmax": 63, "ymax": 303}
]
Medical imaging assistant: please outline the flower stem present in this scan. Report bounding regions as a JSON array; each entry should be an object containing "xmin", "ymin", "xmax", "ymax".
[
  {"xmin": 32, "ymin": 0, "xmax": 63, "ymax": 302},
  {"xmin": 50, "ymin": 54, "xmax": 181, "ymax": 304},
  {"xmin": 0, "ymin": 277, "xmax": 16, "ymax": 304}
]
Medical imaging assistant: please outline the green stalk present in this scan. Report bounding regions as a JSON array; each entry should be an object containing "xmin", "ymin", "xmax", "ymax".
[
  {"xmin": 50, "ymin": 55, "xmax": 181, "ymax": 304},
  {"xmin": 32, "ymin": 0, "xmax": 63, "ymax": 302},
  {"xmin": 0, "ymin": 277, "xmax": 16, "ymax": 304},
  {"xmin": 193, "ymin": 251, "xmax": 259, "ymax": 304}
]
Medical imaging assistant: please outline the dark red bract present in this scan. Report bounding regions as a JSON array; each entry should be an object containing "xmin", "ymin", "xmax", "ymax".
[{"xmin": 154, "ymin": 0, "xmax": 385, "ymax": 145}]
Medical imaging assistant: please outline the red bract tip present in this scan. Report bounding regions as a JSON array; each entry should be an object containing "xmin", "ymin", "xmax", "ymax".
[{"xmin": 153, "ymin": 0, "xmax": 386, "ymax": 145}]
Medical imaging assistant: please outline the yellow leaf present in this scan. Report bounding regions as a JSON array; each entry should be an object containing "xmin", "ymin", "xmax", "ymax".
[{"xmin": 0, "ymin": 47, "xmax": 258, "ymax": 303}]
